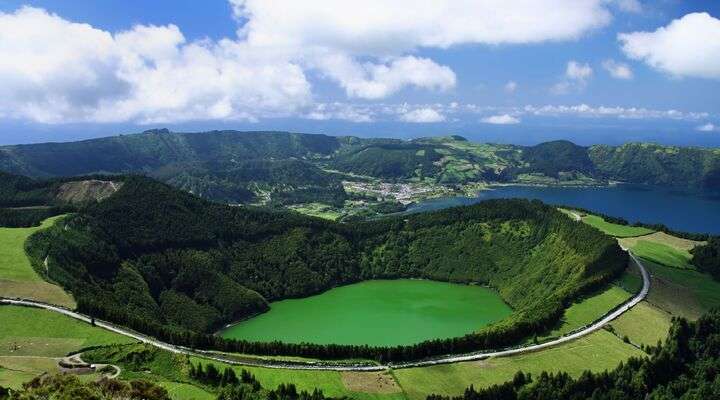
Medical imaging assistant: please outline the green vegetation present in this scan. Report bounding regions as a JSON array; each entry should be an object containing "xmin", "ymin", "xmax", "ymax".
[
  {"xmin": 0, "ymin": 172, "xmax": 59, "ymax": 208},
  {"xmin": 0, "ymin": 215, "xmax": 75, "ymax": 307},
  {"xmin": 0, "ymin": 206, "xmax": 70, "ymax": 228},
  {"xmin": 628, "ymin": 240, "xmax": 692, "ymax": 269},
  {"xmin": 332, "ymin": 143, "xmax": 443, "ymax": 180},
  {"xmin": 643, "ymin": 260, "xmax": 720, "ymax": 320},
  {"xmin": 0, "ymin": 373, "xmax": 172, "ymax": 400},
  {"xmin": 188, "ymin": 357, "xmax": 346, "ymax": 398},
  {"xmin": 0, "ymin": 131, "xmax": 346, "ymax": 207},
  {"xmin": 287, "ymin": 203, "xmax": 344, "ymax": 221},
  {"xmin": 430, "ymin": 310, "xmax": 720, "ymax": 400},
  {"xmin": 519, "ymin": 140, "xmax": 597, "ymax": 179},
  {"xmin": 3, "ymin": 131, "xmax": 719, "ymax": 218},
  {"xmin": 619, "ymin": 232, "xmax": 702, "ymax": 269},
  {"xmin": 537, "ymin": 285, "xmax": 631, "ymax": 340},
  {"xmin": 0, "ymin": 356, "xmax": 58, "ymax": 389},
  {"xmin": 0, "ymin": 305, "xmax": 133, "ymax": 390},
  {"xmin": 0, "ymin": 306, "xmax": 133, "ymax": 357},
  {"xmin": 615, "ymin": 267, "xmax": 643, "ymax": 294},
  {"xmin": 166, "ymin": 159, "xmax": 347, "ymax": 207},
  {"xmin": 394, "ymin": 330, "xmax": 642, "ymax": 400},
  {"xmin": 159, "ymin": 382, "xmax": 215, "ymax": 400},
  {"xmin": 0, "ymin": 215, "xmax": 63, "ymax": 281},
  {"xmin": 608, "ymin": 301, "xmax": 672, "ymax": 348},
  {"xmin": 3, "ymin": 346, "xmax": 351, "ymax": 400},
  {"xmin": 581, "ymin": 214, "xmax": 654, "ymax": 238},
  {"xmin": 589, "ymin": 142, "xmax": 720, "ymax": 190},
  {"xmin": 220, "ymin": 280, "xmax": 511, "ymax": 346},
  {"xmin": 691, "ymin": 237, "xmax": 720, "ymax": 280},
  {"xmin": 27, "ymin": 176, "xmax": 626, "ymax": 361},
  {"xmin": 83, "ymin": 344, "xmax": 398, "ymax": 400}
]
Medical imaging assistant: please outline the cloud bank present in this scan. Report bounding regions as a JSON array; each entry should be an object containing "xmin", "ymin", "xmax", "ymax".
[{"xmin": 0, "ymin": 1, "xmax": 618, "ymax": 124}]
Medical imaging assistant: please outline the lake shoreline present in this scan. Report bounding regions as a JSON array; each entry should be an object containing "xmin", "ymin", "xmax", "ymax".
[{"xmin": 405, "ymin": 184, "xmax": 720, "ymax": 235}]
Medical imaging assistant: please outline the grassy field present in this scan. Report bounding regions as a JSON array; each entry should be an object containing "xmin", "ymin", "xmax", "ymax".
[
  {"xmin": 159, "ymin": 382, "xmax": 215, "ymax": 400},
  {"xmin": 0, "ymin": 355, "xmax": 59, "ymax": 388},
  {"xmin": 621, "ymin": 232, "xmax": 704, "ymax": 252},
  {"xmin": 0, "ymin": 215, "xmax": 75, "ymax": 307},
  {"xmin": 190, "ymin": 356, "xmax": 405, "ymax": 400},
  {"xmin": 608, "ymin": 301, "xmax": 672, "ymax": 348},
  {"xmin": 580, "ymin": 214, "xmax": 654, "ymax": 238},
  {"xmin": 616, "ymin": 266, "xmax": 643, "ymax": 294},
  {"xmin": 0, "ymin": 306, "xmax": 134, "ymax": 357},
  {"xmin": 643, "ymin": 260, "xmax": 720, "ymax": 320},
  {"xmin": 537, "ymin": 285, "xmax": 631, "ymax": 340},
  {"xmin": 628, "ymin": 241, "xmax": 692, "ymax": 269},
  {"xmin": 619, "ymin": 232, "xmax": 702, "ymax": 270},
  {"xmin": 288, "ymin": 203, "xmax": 343, "ymax": 221},
  {"xmin": 393, "ymin": 330, "xmax": 643, "ymax": 400}
]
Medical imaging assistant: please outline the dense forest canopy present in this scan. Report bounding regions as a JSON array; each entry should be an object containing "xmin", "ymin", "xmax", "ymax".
[{"xmin": 23, "ymin": 175, "xmax": 627, "ymax": 360}]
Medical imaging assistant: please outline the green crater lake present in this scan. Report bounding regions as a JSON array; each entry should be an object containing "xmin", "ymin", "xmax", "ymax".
[{"xmin": 219, "ymin": 279, "xmax": 512, "ymax": 346}]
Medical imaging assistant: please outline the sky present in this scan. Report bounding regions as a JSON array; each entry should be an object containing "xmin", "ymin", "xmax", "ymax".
[{"xmin": 0, "ymin": 0, "xmax": 719, "ymax": 146}]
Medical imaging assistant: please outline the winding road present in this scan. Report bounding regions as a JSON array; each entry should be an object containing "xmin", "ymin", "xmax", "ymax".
[{"xmin": 0, "ymin": 251, "xmax": 649, "ymax": 372}]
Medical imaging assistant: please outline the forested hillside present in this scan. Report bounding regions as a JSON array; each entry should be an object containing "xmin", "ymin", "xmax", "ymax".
[
  {"xmin": 26, "ymin": 176, "xmax": 626, "ymax": 360},
  {"xmin": 2, "ymin": 131, "xmax": 719, "ymax": 216},
  {"xmin": 589, "ymin": 143, "xmax": 720, "ymax": 189},
  {"xmin": 0, "ymin": 172, "xmax": 116, "ymax": 227},
  {"xmin": 3, "ymin": 130, "xmax": 720, "ymax": 227},
  {"xmin": 691, "ymin": 238, "xmax": 720, "ymax": 280},
  {"xmin": 163, "ymin": 159, "xmax": 347, "ymax": 206},
  {"xmin": 0, "ymin": 130, "xmax": 346, "ymax": 206},
  {"xmin": 520, "ymin": 140, "xmax": 597, "ymax": 178}
]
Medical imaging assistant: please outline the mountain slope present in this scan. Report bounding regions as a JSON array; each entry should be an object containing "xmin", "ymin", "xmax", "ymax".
[
  {"xmin": 2, "ymin": 131, "xmax": 718, "ymax": 213},
  {"xmin": 589, "ymin": 143, "xmax": 720, "ymax": 189}
]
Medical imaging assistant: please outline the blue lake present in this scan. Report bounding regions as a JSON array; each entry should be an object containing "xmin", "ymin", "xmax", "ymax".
[{"xmin": 406, "ymin": 185, "xmax": 720, "ymax": 235}]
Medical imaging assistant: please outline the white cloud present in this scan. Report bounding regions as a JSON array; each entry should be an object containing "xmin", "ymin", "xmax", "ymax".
[
  {"xmin": 316, "ymin": 54, "xmax": 455, "ymax": 99},
  {"xmin": 504, "ymin": 81, "xmax": 518, "ymax": 93},
  {"xmin": 232, "ymin": 0, "xmax": 612, "ymax": 52},
  {"xmin": 0, "ymin": 2, "xmax": 656, "ymax": 124},
  {"xmin": 400, "ymin": 108, "xmax": 446, "ymax": 123},
  {"xmin": 304, "ymin": 103, "xmax": 374, "ymax": 123},
  {"xmin": 619, "ymin": 12, "xmax": 720, "ymax": 79},
  {"xmin": 0, "ymin": 7, "xmax": 311, "ymax": 123},
  {"xmin": 524, "ymin": 103, "xmax": 708, "ymax": 120},
  {"xmin": 697, "ymin": 123, "xmax": 718, "ymax": 132},
  {"xmin": 481, "ymin": 114, "xmax": 521, "ymax": 125},
  {"xmin": 602, "ymin": 59, "xmax": 633, "ymax": 79},
  {"xmin": 300, "ymin": 101, "xmax": 711, "ymax": 124},
  {"xmin": 552, "ymin": 61, "xmax": 593, "ymax": 94},
  {"xmin": 566, "ymin": 61, "xmax": 593, "ymax": 80},
  {"xmin": 231, "ymin": 0, "xmax": 614, "ymax": 100}
]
